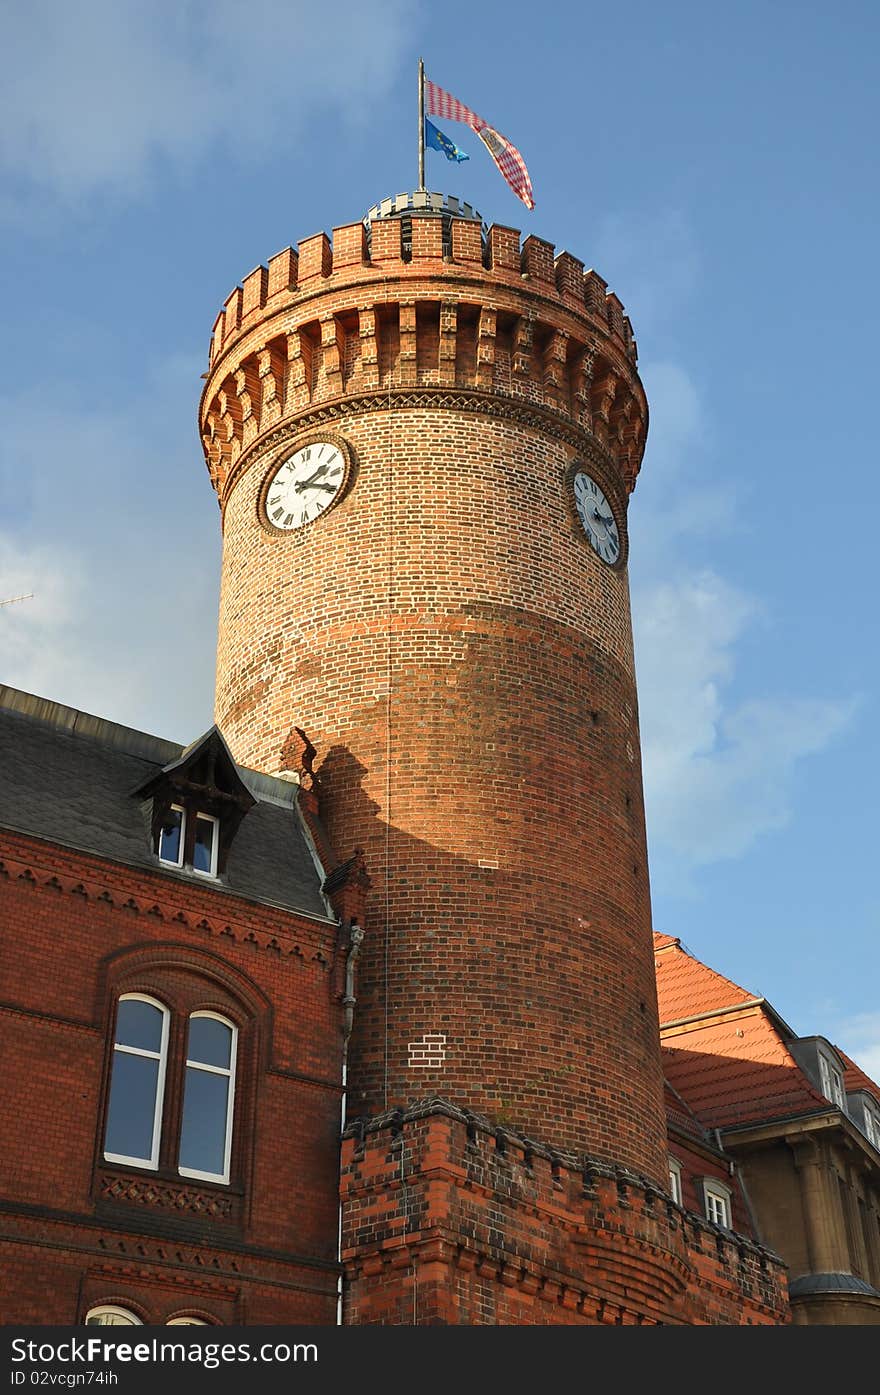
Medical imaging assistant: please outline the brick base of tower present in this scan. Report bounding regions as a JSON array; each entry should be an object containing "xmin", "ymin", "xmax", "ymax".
[{"xmin": 340, "ymin": 1102, "xmax": 789, "ymax": 1325}]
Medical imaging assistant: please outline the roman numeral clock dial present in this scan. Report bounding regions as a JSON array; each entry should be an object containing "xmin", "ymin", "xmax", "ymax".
[
  {"xmin": 572, "ymin": 470, "xmax": 621, "ymax": 565},
  {"xmin": 261, "ymin": 439, "xmax": 351, "ymax": 533}
]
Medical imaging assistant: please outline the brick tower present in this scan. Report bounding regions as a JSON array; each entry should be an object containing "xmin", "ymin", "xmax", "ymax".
[{"xmin": 199, "ymin": 194, "xmax": 788, "ymax": 1324}]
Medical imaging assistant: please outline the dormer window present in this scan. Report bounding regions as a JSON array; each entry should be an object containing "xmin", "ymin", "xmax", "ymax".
[
  {"xmin": 134, "ymin": 726, "xmax": 255, "ymax": 884},
  {"xmin": 818, "ymin": 1053, "xmax": 846, "ymax": 1110},
  {"xmin": 860, "ymin": 1102, "xmax": 880, "ymax": 1151},
  {"xmin": 156, "ymin": 806, "xmax": 219, "ymax": 879}
]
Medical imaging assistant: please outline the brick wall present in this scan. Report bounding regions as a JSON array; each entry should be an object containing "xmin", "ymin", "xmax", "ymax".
[
  {"xmin": 0, "ymin": 830, "xmax": 344, "ymax": 1324},
  {"xmin": 206, "ymin": 218, "xmax": 665, "ymax": 1181},
  {"xmin": 340, "ymin": 1102, "xmax": 790, "ymax": 1326}
]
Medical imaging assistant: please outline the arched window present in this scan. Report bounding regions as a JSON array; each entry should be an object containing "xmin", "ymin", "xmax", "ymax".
[
  {"xmin": 167, "ymin": 1317, "xmax": 210, "ymax": 1326},
  {"xmin": 104, "ymin": 995, "xmax": 169, "ymax": 1169},
  {"xmin": 178, "ymin": 1013, "xmax": 237, "ymax": 1184},
  {"xmin": 85, "ymin": 1306, "xmax": 142, "ymax": 1326}
]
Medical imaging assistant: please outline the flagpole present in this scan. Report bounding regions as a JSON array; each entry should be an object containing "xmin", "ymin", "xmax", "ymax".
[{"xmin": 418, "ymin": 57, "xmax": 425, "ymax": 191}]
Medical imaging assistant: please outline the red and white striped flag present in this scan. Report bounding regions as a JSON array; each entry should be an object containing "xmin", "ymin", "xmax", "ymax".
[{"xmin": 425, "ymin": 77, "xmax": 535, "ymax": 211}]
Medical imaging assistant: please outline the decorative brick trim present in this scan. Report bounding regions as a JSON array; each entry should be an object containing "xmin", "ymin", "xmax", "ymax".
[
  {"xmin": 219, "ymin": 385, "xmax": 623, "ymax": 516},
  {"xmin": 98, "ymin": 1172, "xmax": 238, "ymax": 1223},
  {"xmin": 0, "ymin": 851, "xmax": 333, "ymax": 966}
]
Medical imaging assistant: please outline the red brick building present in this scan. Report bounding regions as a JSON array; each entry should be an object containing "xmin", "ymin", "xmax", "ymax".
[
  {"xmin": 0, "ymin": 690, "xmax": 366, "ymax": 1324},
  {"xmin": 1, "ymin": 193, "xmax": 793, "ymax": 1325}
]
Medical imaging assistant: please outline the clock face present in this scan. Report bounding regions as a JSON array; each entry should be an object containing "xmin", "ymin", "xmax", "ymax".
[
  {"xmin": 573, "ymin": 472, "xmax": 620, "ymax": 565},
  {"xmin": 263, "ymin": 441, "xmax": 347, "ymax": 531}
]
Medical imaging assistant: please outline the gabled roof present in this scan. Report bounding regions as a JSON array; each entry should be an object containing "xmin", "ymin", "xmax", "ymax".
[
  {"xmin": 133, "ymin": 723, "xmax": 255, "ymax": 811},
  {"xmin": 0, "ymin": 685, "xmax": 332, "ymax": 921}
]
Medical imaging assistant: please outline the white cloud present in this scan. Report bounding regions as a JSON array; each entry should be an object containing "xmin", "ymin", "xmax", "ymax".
[
  {"xmin": 1, "ymin": 0, "xmax": 413, "ymax": 200},
  {"xmin": 637, "ymin": 609, "xmax": 857, "ymax": 866},
  {"xmin": 0, "ymin": 382, "xmax": 218, "ymax": 741},
  {"xmin": 629, "ymin": 357, "xmax": 857, "ymax": 884}
]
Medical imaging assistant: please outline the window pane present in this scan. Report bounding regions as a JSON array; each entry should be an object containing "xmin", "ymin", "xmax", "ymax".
[
  {"xmin": 86, "ymin": 1309, "xmax": 141, "ymax": 1326},
  {"xmin": 188, "ymin": 1016, "xmax": 232, "ymax": 1069},
  {"xmin": 115, "ymin": 998, "xmax": 164, "ymax": 1053},
  {"xmin": 179, "ymin": 1067, "xmax": 230, "ymax": 1177},
  {"xmin": 105, "ymin": 1051, "xmax": 160, "ymax": 1161},
  {"xmin": 707, "ymin": 1192, "xmax": 728, "ymax": 1226},
  {"xmin": 159, "ymin": 808, "xmax": 184, "ymax": 863},
  {"xmin": 193, "ymin": 816, "xmax": 216, "ymax": 874}
]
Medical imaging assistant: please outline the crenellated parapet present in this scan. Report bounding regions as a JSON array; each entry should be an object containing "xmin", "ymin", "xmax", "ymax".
[
  {"xmin": 340, "ymin": 1099, "xmax": 790, "ymax": 1326},
  {"xmin": 199, "ymin": 195, "xmax": 648, "ymax": 509}
]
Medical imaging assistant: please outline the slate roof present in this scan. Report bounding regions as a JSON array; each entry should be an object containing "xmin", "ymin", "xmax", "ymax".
[{"xmin": 0, "ymin": 685, "xmax": 333, "ymax": 922}]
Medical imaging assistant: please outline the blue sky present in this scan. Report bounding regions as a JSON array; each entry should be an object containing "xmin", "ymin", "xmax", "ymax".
[{"xmin": 1, "ymin": 1, "xmax": 877, "ymax": 1075}]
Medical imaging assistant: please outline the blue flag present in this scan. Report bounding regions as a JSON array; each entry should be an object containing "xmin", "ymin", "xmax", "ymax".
[{"xmin": 425, "ymin": 118, "xmax": 469, "ymax": 163}]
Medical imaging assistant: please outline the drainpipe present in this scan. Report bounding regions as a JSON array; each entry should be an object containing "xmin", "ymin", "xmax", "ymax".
[{"xmin": 337, "ymin": 921, "xmax": 364, "ymax": 1326}]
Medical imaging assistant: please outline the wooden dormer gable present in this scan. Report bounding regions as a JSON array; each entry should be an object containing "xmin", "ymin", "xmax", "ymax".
[{"xmin": 133, "ymin": 726, "xmax": 256, "ymax": 876}]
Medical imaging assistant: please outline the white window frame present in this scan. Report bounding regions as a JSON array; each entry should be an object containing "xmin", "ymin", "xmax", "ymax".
[
  {"xmin": 668, "ymin": 1157, "xmax": 683, "ymax": 1206},
  {"xmin": 829, "ymin": 1064, "xmax": 846, "ymax": 1109},
  {"xmin": 167, "ymin": 1318, "xmax": 209, "ymax": 1326},
  {"xmin": 158, "ymin": 804, "xmax": 186, "ymax": 869},
  {"xmin": 818, "ymin": 1052, "xmax": 846, "ymax": 1109},
  {"xmin": 178, "ymin": 1011, "xmax": 237, "ymax": 1185},
  {"xmin": 85, "ymin": 1306, "xmax": 142, "ymax": 1326},
  {"xmin": 703, "ymin": 1180, "xmax": 732, "ymax": 1229},
  {"xmin": 103, "ymin": 993, "xmax": 169, "ymax": 1171},
  {"xmin": 865, "ymin": 1108, "xmax": 880, "ymax": 1150},
  {"xmin": 191, "ymin": 812, "xmax": 220, "ymax": 879}
]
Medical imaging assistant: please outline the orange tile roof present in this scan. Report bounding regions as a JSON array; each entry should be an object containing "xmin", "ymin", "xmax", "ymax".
[
  {"xmin": 661, "ymin": 1014, "xmax": 827, "ymax": 1128},
  {"xmin": 663, "ymin": 1077, "xmax": 706, "ymax": 1141},
  {"xmin": 653, "ymin": 932, "xmax": 680, "ymax": 952},
  {"xmin": 655, "ymin": 937, "xmax": 828, "ymax": 1128},
  {"xmin": 836, "ymin": 1046, "xmax": 880, "ymax": 1105},
  {"xmin": 654, "ymin": 936, "xmax": 755, "ymax": 1024}
]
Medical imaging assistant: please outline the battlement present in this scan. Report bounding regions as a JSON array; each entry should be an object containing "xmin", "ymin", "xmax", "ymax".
[
  {"xmin": 207, "ymin": 211, "xmax": 637, "ymax": 369},
  {"xmin": 200, "ymin": 208, "xmax": 649, "ymax": 509},
  {"xmin": 340, "ymin": 1099, "xmax": 790, "ymax": 1326}
]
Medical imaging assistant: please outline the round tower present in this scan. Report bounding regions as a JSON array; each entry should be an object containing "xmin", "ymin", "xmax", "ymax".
[{"xmin": 200, "ymin": 191, "xmax": 664, "ymax": 1180}]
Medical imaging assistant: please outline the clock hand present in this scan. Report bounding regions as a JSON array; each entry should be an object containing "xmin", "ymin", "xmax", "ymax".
[
  {"xmin": 298, "ymin": 464, "xmax": 331, "ymax": 488},
  {"xmin": 295, "ymin": 481, "xmax": 337, "ymax": 494}
]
